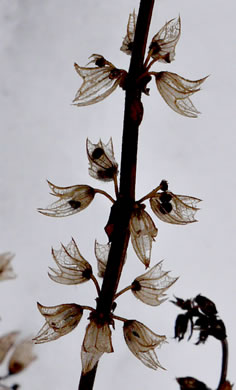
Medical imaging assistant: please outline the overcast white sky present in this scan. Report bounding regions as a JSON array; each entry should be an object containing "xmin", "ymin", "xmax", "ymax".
[{"xmin": 1, "ymin": 0, "xmax": 236, "ymax": 389}]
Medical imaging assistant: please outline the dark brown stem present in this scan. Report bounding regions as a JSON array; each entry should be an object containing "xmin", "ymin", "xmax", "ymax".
[
  {"xmin": 217, "ymin": 338, "xmax": 228, "ymax": 390},
  {"xmin": 78, "ymin": 1, "xmax": 155, "ymax": 389}
]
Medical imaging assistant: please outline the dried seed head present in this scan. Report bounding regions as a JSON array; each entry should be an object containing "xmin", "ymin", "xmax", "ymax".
[
  {"xmin": 82, "ymin": 318, "xmax": 113, "ymax": 354},
  {"xmin": 34, "ymin": 303, "xmax": 83, "ymax": 344},
  {"xmin": 94, "ymin": 241, "xmax": 111, "ymax": 278},
  {"xmin": 49, "ymin": 238, "xmax": 93, "ymax": 285},
  {"xmin": 8, "ymin": 339, "xmax": 36, "ymax": 375},
  {"xmin": 130, "ymin": 204, "xmax": 158, "ymax": 268},
  {"xmin": 0, "ymin": 331, "xmax": 19, "ymax": 364},
  {"xmin": 155, "ymin": 71, "xmax": 208, "ymax": 117},
  {"xmin": 120, "ymin": 10, "xmax": 137, "ymax": 55},
  {"xmin": 86, "ymin": 138, "xmax": 118, "ymax": 182},
  {"xmin": 38, "ymin": 181, "xmax": 95, "ymax": 217},
  {"xmin": 149, "ymin": 17, "xmax": 181, "ymax": 63},
  {"xmin": 150, "ymin": 191, "xmax": 201, "ymax": 225},
  {"xmin": 131, "ymin": 261, "xmax": 178, "ymax": 306},
  {"xmin": 73, "ymin": 56, "xmax": 127, "ymax": 106},
  {"xmin": 0, "ymin": 253, "xmax": 16, "ymax": 281},
  {"xmin": 123, "ymin": 320, "xmax": 166, "ymax": 370}
]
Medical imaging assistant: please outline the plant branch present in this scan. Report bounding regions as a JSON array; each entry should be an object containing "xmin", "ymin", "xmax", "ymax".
[
  {"xmin": 78, "ymin": 1, "xmax": 155, "ymax": 389},
  {"xmin": 217, "ymin": 338, "xmax": 228, "ymax": 390}
]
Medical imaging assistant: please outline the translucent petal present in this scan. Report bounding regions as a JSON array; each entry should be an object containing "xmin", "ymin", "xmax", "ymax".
[
  {"xmin": 120, "ymin": 10, "xmax": 137, "ymax": 55},
  {"xmin": 8, "ymin": 339, "xmax": 36, "ymax": 374},
  {"xmin": 0, "ymin": 252, "xmax": 16, "ymax": 281},
  {"xmin": 34, "ymin": 303, "xmax": 83, "ymax": 344},
  {"xmin": 150, "ymin": 17, "xmax": 181, "ymax": 62},
  {"xmin": 130, "ymin": 206, "xmax": 158, "ymax": 268},
  {"xmin": 123, "ymin": 320, "xmax": 166, "ymax": 370},
  {"xmin": 94, "ymin": 241, "xmax": 110, "ymax": 277},
  {"xmin": 0, "ymin": 331, "xmax": 19, "ymax": 364},
  {"xmin": 132, "ymin": 261, "xmax": 178, "ymax": 306},
  {"xmin": 81, "ymin": 349, "xmax": 103, "ymax": 374},
  {"xmin": 150, "ymin": 192, "xmax": 201, "ymax": 225},
  {"xmin": 155, "ymin": 72, "xmax": 208, "ymax": 117},
  {"xmin": 38, "ymin": 181, "xmax": 95, "ymax": 217},
  {"xmin": 86, "ymin": 138, "xmax": 118, "ymax": 182},
  {"xmin": 73, "ymin": 62, "xmax": 127, "ymax": 106},
  {"xmin": 83, "ymin": 320, "xmax": 113, "ymax": 354}
]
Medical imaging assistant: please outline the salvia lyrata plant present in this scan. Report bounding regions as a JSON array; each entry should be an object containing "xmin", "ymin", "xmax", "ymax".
[{"xmin": 34, "ymin": 1, "xmax": 232, "ymax": 390}]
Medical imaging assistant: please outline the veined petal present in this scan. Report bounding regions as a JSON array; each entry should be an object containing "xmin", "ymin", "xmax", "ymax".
[
  {"xmin": 83, "ymin": 319, "xmax": 113, "ymax": 354},
  {"xmin": 123, "ymin": 320, "xmax": 166, "ymax": 370},
  {"xmin": 38, "ymin": 181, "xmax": 95, "ymax": 217},
  {"xmin": 0, "ymin": 252, "xmax": 16, "ymax": 281},
  {"xmin": 94, "ymin": 241, "xmax": 110, "ymax": 278},
  {"xmin": 0, "ymin": 331, "xmax": 19, "ymax": 364},
  {"xmin": 155, "ymin": 71, "xmax": 208, "ymax": 117},
  {"xmin": 81, "ymin": 349, "xmax": 103, "ymax": 374},
  {"xmin": 8, "ymin": 339, "xmax": 36, "ymax": 374},
  {"xmin": 150, "ymin": 191, "xmax": 201, "ymax": 225},
  {"xmin": 132, "ymin": 261, "xmax": 178, "ymax": 306},
  {"xmin": 120, "ymin": 10, "xmax": 137, "ymax": 55}
]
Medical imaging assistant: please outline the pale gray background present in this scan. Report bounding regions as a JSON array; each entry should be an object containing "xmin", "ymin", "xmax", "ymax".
[{"xmin": 1, "ymin": 0, "xmax": 235, "ymax": 389}]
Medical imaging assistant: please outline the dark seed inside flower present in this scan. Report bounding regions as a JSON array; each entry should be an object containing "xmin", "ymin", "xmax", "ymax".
[
  {"xmin": 159, "ymin": 202, "xmax": 173, "ymax": 214},
  {"xmin": 9, "ymin": 362, "xmax": 24, "ymax": 375},
  {"xmin": 68, "ymin": 200, "xmax": 81, "ymax": 209},
  {"xmin": 160, "ymin": 192, "xmax": 172, "ymax": 203},
  {"xmin": 131, "ymin": 279, "xmax": 141, "ymax": 291},
  {"xmin": 132, "ymin": 330, "xmax": 140, "ymax": 338},
  {"xmin": 82, "ymin": 268, "xmax": 92, "ymax": 280},
  {"xmin": 97, "ymin": 166, "xmax": 117, "ymax": 180},
  {"xmin": 149, "ymin": 41, "xmax": 161, "ymax": 56},
  {"xmin": 95, "ymin": 57, "xmax": 106, "ymax": 67},
  {"xmin": 92, "ymin": 147, "xmax": 104, "ymax": 159},
  {"xmin": 109, "ymin": 68, "xmax": 121, "ymax": 80}
]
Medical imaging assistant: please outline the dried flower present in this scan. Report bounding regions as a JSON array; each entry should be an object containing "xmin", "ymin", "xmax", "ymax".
[
  {"xmin": 150, "ymin": 191, "xmax": 201, "ymax": 225},
  {"xmin": 176, "ymin": 377, "xmax": 209, "ymax": 390},
  {"xmin": 81, "ymin": 349, "xmax": 103, "ymax": 375},
  {"xmin": 123, "ymin": 320, "xmax": 166, "ymax": 370},
  {"xmin": 38, "ymin": 180, "xmax": 95, "ymax": 217},
  {"xmin": 130, "ymin": 204, "xmax": 158, "ymax": 268},
  {"xmin": 49, "ymin": 238, "xmax": 92, "ymax": 285},
  {"xmin": 0, "ymin": 253, "xmax": 16, "ymax": 281},
  {"xmin": 86, "ymin": 138, "xmax": 118, "ymax": 182},
  {"xmin": 131, "ymin": 261, "xmax": 178, "ymax": 306},
  {"xmin": 8, "ymin": 339, "xmax": 36, "ymax": 375},
  {"xmin": 73, "ymin": 55, "xmax": 127, "ymax": 106},
  {"xmin": 0, "ymin": 332, "xmax": 19, "ymax": 364},
  {"xmin": 94, "ymin": 241, "xmax": 110, "ymax": 278},
  {"xmin": 120, "ymin": 10, "xmax": 136, "ymax": 55},
  {"xmin": 155, "ymin": 71, "xmax": 208, "ymax": 117},
  {"xmin": 149, "ymin": 17, "xmax": 181, "ymax": 63},
  {"xmin": 82, "ymin": 318, "xmax": 113, "ymax": 354},
  {"xmin": 34, "ymin": 303, "xmax": 83, "ymax": 344}
]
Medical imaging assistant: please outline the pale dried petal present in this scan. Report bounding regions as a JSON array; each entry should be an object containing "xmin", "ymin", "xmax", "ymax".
[
  {"xmin": 150, "ymin": 191, "xmax": 201, "ymax": 225},
  {"xmin": 0, "ymin": 253, "xmax": 16, "ymax": 281},
  {"xmin": 94, "ymin": 241, "xmax": 110, "ymax": 278},
  {"xmin": 49, "ymin": 238, "xmax": 92, "ymax": 285},
  {"xmin": 34, "ymin": 303, "xmax": 83, "ymax": 344},
  {"xmin": 120, "ymin": 10, "xmax": 137, "ymax": 55},
  {"xmin": 123, "ymin": 320, "xmax": 166, "ymax": 370},
  {"xmin": 130, "ymin": 205, "xmax": 158, "ymax": 268},
  {"xmin": 149, "ymin": 17, "xmax": 181, "ymax": 63},
  {"xmin": 81, "ymin": 349, "xmax": 103, "ymax": 374},
  {"xmin": 0, "ymin": 331, "xmax": 19, "ymax": 364},
  {"xmin": 73, "ymin": 59, "xmax": 127, "ymax": 106},
  {"xmin": 86, "ymin": 138, "xmax": 118, "ymax": 182},
  {"xmin": 83, "ymin": 319, "xmax": 113, "ymax": 354},
  {"xmin": 8, "ymin": 339, "xmax": 36, "ymax": 374},
  {"xmin": 38, "ymin": 181, "xmax": 95, "ymax": 217},
  {"xmin": 132, "ymin": 261, "xmax": 178, "ymax": 306},
  {"xmin": 155, "ymin": 71, "xmax": 208, "ymax": 117}
]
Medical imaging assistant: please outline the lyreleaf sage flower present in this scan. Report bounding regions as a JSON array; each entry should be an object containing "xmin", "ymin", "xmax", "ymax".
[
  {"xmin": 49, "ymin": 238, "xmax": 92, "ymax": 285},
  {"xmin": 8, "ymin": 339, "xmax": 36, "ymax": 375},
  {"xmin": 130, "ymin": 204, "xmax": 158, "ymax": 268},
  {"xmin": 94, "ymin": 240, "xmax": 110, "ymax": 278},
  {"xmin": 38, "ymin": 180, "xmax": 95, "ymax": 217},
  {"xmin": 123, "ymin": 320, "xmax": 166, "ymax": 370},
  {"xmin": 86, "ymin": 138, "xmax": 118, "ymax": 182},
  {"xmin": 34, "ymin": 303, "xmax": 83, "ymax": 344},
  {"xmin": 73, "ymin": 55, "xmax": 127, "ymax": 106},
  {"xmin": 150, "ymin": 191, "xmax": 201, "ymax": 225},
  {"xmin": 131, "ymin": 261, "xmax": 178, "ymax": 306},
  {"xmin": 0, "ymin": 252, "xmax": 16, "ymax": 281},
  {"xmin": 0, "ymin": 331, "xmax": 19, "ymax": 364},
  {"xmin": 120, "ymin": 10, "xmax": 136, "ymax": 55},
  {"xmin": 149, "ymin": 16, "xmax": 181, "ymax": 63},
  {"xmin": 155, "ymin": 71, "xmax": 208, "ymax": 117}
]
